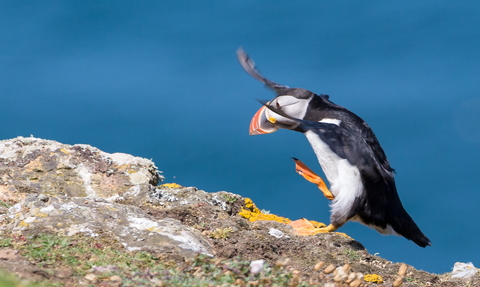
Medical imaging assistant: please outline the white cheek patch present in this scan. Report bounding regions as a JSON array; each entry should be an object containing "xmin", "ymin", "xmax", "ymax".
[
  {"xmin": 275, "ymin": 95, "xmax": 311, "ymax": 120},
  {"xmin": 282, "ymin": 105, "xmax": 307, "ymax": 120},
  {"xmin": 320, "ymin": 118, "xmax": 342, "ymax": 126}
]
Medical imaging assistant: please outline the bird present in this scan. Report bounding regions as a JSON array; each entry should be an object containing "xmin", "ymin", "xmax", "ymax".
[{"xmin": 237, "ymin": 48, "xmax": 431, "ymax": 247}]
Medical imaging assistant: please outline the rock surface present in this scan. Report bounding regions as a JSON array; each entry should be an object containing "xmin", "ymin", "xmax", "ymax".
[
  {"xmin": 7, "ymin": 194, "xmax": 214, "ymax": 257},
  {"xmin": 0, "ymin": 137, "xmax": 478, "ymax": 286},
  {"xmin": 0, "ymin": 136, "xmax": 160, "ymax": 204},
  {"xmin": 0, "ymin": 137, "xmax": 214, "ymax": 258}
]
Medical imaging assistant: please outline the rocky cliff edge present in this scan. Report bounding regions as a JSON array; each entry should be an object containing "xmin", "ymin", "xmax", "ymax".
[{"xmin": 0, "ymin": 137, "xmax": 476, "ymax": 286}]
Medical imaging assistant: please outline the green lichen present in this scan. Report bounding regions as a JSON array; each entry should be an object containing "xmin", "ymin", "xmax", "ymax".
[
  {"xmin": 207, "ymin": 227, "xmax": 233, "ymax": 240},
  {"xmin": 221, "ymin": 193, "xmax": 238, "ymax": 203},
  {"xmin": 0, "ymin": 200, "xmax": 12, "ymax": 208},
  {"xmin": 342, "ymin": 249, "xmax": 361, "ymax": 261}
]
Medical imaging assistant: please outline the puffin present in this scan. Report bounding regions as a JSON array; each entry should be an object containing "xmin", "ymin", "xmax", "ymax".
[{"xmin": 237, "ymin": 48, "xmax": 431, "ymax": 247}]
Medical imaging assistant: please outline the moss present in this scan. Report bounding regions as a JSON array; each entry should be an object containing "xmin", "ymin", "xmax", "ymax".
[
  {"xmin": 0, "ymin": 269, "xmax": 44, "ymax": 287},
  {"xmin": 364, "ymin": 273, "xmax": 384, "ymax": 283}
]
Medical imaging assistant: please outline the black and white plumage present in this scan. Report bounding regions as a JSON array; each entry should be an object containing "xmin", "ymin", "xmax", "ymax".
[{"xmin": 237, "ymin": 48, "xmax": 431, "ymax": 247}]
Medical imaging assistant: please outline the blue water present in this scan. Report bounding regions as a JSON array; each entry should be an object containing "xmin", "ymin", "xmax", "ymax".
[{"xmin": 2, "ymin": 1, "xmax": 480, "ymax": 274}]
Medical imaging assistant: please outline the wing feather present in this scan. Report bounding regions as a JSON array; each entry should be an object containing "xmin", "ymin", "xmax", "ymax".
[{"xmin": 236, "ymin": 48, "xmax": 288, "ymax": 93}]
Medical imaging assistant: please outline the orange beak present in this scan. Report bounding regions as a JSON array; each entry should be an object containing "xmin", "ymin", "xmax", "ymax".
[{"xmin": 249, "ymin": 105, "xmax": 278, "ymax": 135}]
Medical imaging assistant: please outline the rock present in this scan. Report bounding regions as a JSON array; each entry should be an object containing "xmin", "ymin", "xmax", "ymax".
[
  {"xmin": 0, "ymin": 249, "xmax": 19, "ymax": 260},
  {"xmin": 84, "ymin": 273, "xmax": 97, "ymax": 281},
  {"xmin": 54, "ymin": 268, "xmax": 74, "ymax": 279},
  {"xmin": 0, "ymin": 136, "xmax": 161, "ymax": 205},
  {"xmin": 3, "ymin": 186, "xmax": 214, "ymax": 258},
  {"xmin": 149, "ymin": 185, "xmax": 242, "ymax": 214},
  {"xmin": 0, "ymin": 137, "xmax": 214, "ymax": 258}
]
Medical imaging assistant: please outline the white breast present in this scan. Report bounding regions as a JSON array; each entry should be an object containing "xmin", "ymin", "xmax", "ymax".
[{"xmin": 304, "ymin": 130, "xmax": 365, "ymax": 223}]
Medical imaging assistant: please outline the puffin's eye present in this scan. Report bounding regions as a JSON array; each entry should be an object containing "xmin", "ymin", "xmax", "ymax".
[{"xmin": 276, "ymin": 102, "xmax": 282, "ymax": 108}]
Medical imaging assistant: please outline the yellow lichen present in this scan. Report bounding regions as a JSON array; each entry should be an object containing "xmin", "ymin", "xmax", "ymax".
[
  {"xmin": 239, "ymin": 198, "xmax": 291, "ymax": 224},
  {"xmin": 159, "ymin": 183, "xmax": 183, "ymax": 189},
  {"xmin": 59, "ymin": 148, "xmax": 71, "ymax": 154},
  {"xmin": 146, "ymin": 226, "xmax": 161, "ymax": 232},
  {"xmin": 243, "ymin": 211, "xmax": 292, "ymax": 224},
  {"xmin": 243, "ymin": 198, "xmax": 261, "ymax": 213},
  {"xmin": 18, "ymin": 221, "xmax": 30, "ymax": 227},
  {"xmin": 364, "ymin": 274, "xmax": 384, "ymax": 283}
]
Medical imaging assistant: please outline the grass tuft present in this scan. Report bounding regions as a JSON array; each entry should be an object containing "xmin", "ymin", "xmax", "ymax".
[{"xmin": 0, "ymin": 232, "xmax": 319, "ymax": 286}]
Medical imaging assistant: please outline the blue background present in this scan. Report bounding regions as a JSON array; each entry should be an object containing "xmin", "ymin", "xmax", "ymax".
[{"xmin": 2, "ymin": 1, "xmax": 480, "ymax": 274}]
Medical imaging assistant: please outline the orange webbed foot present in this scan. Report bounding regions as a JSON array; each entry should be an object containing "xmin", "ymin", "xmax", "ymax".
[
  {"xmin": 288, "ymin": 218, "xmax": 338, "ymax": 235},
  {"xmin": 292, "ymin": 158, "xmax": 334, "ymax": 200}
]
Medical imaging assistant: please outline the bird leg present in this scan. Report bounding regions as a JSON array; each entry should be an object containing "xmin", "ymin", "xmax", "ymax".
[{"xmin": 292, "ymin": 158, "xmax": 335, "ymax": 200}]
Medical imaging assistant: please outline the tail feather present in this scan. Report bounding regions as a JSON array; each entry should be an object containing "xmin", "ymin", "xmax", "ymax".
[
  {"xmin": 391, "ymin": 210, "xmax": 431, "ymax": 247},
  {"xmin": 360, "ymin": 176, "xmax": 431, "ymax": 247}
]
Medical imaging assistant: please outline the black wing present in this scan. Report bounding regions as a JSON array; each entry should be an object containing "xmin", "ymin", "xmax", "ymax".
[
  {"xmin": 306, "ymin": 95, "xmax": 395, "ymax": 174},
  {"xmin": 305, "ymin": 121, "xmax": 392, "ymax": 182},
  {"xmin": 236, "ymin": 48, "xmax": 288, "ymax": 94}
]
